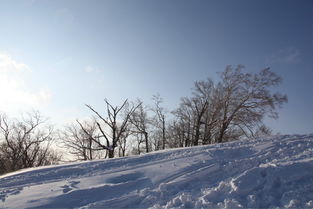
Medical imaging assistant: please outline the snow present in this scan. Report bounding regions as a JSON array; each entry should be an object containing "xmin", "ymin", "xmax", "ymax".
[{"xmin": 1, "ymin": 134, "xmax": 313, "ymax": 209}]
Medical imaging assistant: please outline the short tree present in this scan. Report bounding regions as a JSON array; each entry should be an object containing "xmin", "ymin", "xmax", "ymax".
[{"xmin": 61, "ymin": 120, "xmax": 104, "ymax": 161}]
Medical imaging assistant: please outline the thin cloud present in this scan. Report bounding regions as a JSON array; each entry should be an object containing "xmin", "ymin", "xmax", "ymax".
[{"xmin": 0, "ymin": 53, "xmax": 31, "ymax": 73}]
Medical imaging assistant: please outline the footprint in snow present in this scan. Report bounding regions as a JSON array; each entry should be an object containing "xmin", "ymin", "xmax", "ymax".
[
  {"xmin": 0, "ymin": 187, "xmax": 23, "ymax": 202},
  {"xmin": 61, "ymin": 180, "xmax": 80, "ymax": 193}
]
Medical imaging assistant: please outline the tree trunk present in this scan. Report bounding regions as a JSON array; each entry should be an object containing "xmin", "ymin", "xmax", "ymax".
[
  {"xmin": 218, "ymin": 123, "xmax": 227, "ymax": 143},
  {"xmin": 108, "ymin": 149, "xmax": 115, "ymax": 158},
  {"xmin": 144, "ymin": 132, "xmax": 149, "ymax": 153},
  {"xmin": 162, "ymin": 119, "xmax": 166, "ymax": 149},
  {"xmin": 193, "ymin": 118, "xmax": 202, "ymax": 146},
  {"xmin": 89, "ymin": 138, "xmax": 93, "ymax": 160}
]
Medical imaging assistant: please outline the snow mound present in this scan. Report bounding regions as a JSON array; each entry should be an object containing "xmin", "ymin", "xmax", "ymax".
[{"xmin": 1, "ymin": 134, "xmax": 313, "ymax": 208}]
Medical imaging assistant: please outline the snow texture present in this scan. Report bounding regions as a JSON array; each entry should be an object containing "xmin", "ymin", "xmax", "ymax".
[{"xmin": 1, "ymin": 134, "xmax": 313, "ymax": 208}]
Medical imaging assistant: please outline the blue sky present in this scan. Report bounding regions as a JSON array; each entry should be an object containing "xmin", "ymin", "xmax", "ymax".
[{"xmin": 0, "ymin": 0, "xmax": 312, "ymax": 134}]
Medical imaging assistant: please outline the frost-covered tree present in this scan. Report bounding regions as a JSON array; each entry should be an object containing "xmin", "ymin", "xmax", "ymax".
[
  {"xmin": 215, "ymin": 65, "xmax": 287, "ymax": 143},
  {"xmin": 170, "ymin": 65, "xmax": 287, "ymax": 146}
]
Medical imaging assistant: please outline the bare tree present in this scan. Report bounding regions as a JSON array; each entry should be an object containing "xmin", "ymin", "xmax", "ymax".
[
  {"xmin": 78, "ymin": 99, "xmax": 140, "ymax": 158},
  {"xmin": 117, "ymin": 125, "xmax": 131, "ymax": 157},
  {"xmin": 167, "ymin": 120, "xmax": 186, "ymax": 148},
  {"xmin": 60, "ymin": 120, "xmax": 104, "ymax": 161},
  {"xmin": 152, "ymin": 94, "xmax": 167, "ymax": 150},
  {"xmin": 172, "ymin": 101, "xmax": 194, "ymax": 147},
  {"xmin": 129, "ymin": 99, "xmax": 151, "ymax": 153},
  {"xmin": 172, "ymin": 78, "xmax": 219, "ymax": 146},
  {"xmin": 131, "ymin": 133, "xmax": 146, "ymax": 155},
  {"xmin": 0, "ymin": 111, "xmax": 60, "ymax": 174},
  {"xmin": 193, "ymin": 79, "xmax": 221, "ymax": 145}
]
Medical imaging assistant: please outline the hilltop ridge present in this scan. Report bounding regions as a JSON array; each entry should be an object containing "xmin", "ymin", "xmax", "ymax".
[{"xmin": 1, "ymin": 134, "xmax": 313, "ymax": 208}]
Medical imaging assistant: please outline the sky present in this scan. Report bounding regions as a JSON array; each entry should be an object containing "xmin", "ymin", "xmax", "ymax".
[{"xmin": 0, "ymin": 0, "xmax": 312, "ymax": 134}]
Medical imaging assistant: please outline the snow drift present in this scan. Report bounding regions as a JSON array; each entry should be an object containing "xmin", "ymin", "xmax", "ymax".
[{"xmin": 1, "ymin": 134, "xmax": 313, "ymax": 208}]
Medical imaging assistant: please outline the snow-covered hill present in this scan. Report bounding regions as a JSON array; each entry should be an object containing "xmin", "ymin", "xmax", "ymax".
[{"xmin": 1, "ymin": 134, "xmax": 313, "ymax": 209}]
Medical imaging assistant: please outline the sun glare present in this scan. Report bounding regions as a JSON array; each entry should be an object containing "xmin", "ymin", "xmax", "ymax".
[{"xmin": 0, "ymin": 53, "xmax": 51, "ymax": 113}]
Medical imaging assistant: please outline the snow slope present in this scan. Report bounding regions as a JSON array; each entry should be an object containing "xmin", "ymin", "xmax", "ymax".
[{"xmin": 1, "ymin": 134, "xmax": 313, "ymax": 209}]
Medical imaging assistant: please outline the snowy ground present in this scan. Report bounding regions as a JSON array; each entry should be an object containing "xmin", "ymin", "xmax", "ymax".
[{"xmin": 1, "ymin": 134, "xmax": 313, "ymax": 209}]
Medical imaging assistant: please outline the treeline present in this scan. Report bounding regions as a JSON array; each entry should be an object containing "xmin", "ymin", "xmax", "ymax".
[{"xmin": 0, "ymin": 65, "xmax": 287, "ymax": 174}]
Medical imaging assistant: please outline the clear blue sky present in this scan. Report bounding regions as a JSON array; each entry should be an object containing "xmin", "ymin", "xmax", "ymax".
[{"xmin": 0, "ymin": 0, "xmax": 312, "ymax": 134}]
